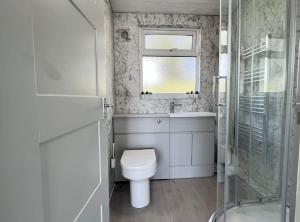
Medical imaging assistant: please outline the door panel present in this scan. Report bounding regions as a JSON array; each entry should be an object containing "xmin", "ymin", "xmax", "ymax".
[
  {"xmin": 72, "ymin": 0, "xmax": 98, "ymax": 27},
  {"xmin": 33, "ymin": 0, "xmax": 97, "ymax": 96},
  {"xmin": 170, "ymin": 133, "xmax": 192, "ymax": 166},
  {"xmin": 0, "ymin": 0, "xmax": 109, "ymax": 221},
  {"xmin": 40, "ymin": 123, "xmax": 100, "ymax": 222},
  {"xmin": 76, "ymin": 190, "xmax": 102, "ymax": 222},
  {"xmin": 38, "ymin": 96, "xmax": 101, "ymax": 142},
  {"xmin": 32, "ymin": 0, "xmax": 109, "ymax": 221}
]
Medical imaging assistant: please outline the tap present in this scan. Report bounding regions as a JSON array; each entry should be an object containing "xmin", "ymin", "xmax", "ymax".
[{"xmin": 170, "ymin": 101, "xmax": 182, "ymax": 113}]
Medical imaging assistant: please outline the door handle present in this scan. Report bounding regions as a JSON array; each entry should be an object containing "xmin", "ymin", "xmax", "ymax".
[
  {"xmin": 213, "ymin": 76, "xmax": 218, "ymax": 106},
  {"xmin": 215, "ymin": 103, "xmax": 227, "ymax": 107},
  {"xmin": 104, "ymin": 103, "xmax": 114, "ymax": 108},
  {"xmin": 102, "ymin": 98, "xmax": 113, "ymax": 119},
  {"xmin": 213, "ymin": 75, "xmax": 227, "ymax": 107},
  {"xmin": 103, "ymin": 98, "xmax": 114, "ymax": 109}
]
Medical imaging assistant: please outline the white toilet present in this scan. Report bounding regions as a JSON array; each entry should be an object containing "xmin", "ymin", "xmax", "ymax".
[{"xmin": 120, "ymin": 149, "xmax": 157, "ymax": 208}]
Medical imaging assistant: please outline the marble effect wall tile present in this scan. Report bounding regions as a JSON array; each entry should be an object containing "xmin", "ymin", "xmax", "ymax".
[
  {"xmin": 104, "ymin": 0, "xmax": 115, "ymax": 195},
  {"xmin": 113, "ymin": 12, "xmax": 219, "ymax": 114}
]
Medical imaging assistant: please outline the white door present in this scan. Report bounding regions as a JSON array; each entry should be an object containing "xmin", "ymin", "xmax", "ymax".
[{"xmin": 0, "ymin": 0, "xmax": 109, "ymax": 221}]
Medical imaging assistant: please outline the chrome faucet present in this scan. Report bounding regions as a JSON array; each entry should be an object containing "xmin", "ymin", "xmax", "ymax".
[{"xmin": 170, "ymin": 101, "xmax": 182, "ymax": 113}]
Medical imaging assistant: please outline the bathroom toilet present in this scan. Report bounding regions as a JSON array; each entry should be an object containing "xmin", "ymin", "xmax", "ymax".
[{"xmin": 121, "ymin": 149, "xmax": 157, "ymax": 208}]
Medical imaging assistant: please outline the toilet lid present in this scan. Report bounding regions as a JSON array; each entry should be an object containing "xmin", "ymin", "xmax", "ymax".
[{"xmin": 121, "ymin": 149, "xmax": 156, "ymax": 171}]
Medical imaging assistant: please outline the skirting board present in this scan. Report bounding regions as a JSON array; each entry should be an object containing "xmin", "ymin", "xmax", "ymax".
[{"xmin": 170, "ymin": 165, "xmax": 214, "ymax": 179}]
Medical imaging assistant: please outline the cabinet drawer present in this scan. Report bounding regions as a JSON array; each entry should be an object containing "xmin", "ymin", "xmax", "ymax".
[
  {"xmin": 170, "ymin": 117, "xmax": 215, "ymax": 132},
  {"xmin": 114, "ymin": 117, "xmax": 169, "ymax": 134}
]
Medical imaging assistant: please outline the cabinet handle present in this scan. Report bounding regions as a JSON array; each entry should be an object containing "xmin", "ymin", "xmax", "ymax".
[{"xmin": 157, "ymin": 119, "xmax": 161, "ymax": 124}]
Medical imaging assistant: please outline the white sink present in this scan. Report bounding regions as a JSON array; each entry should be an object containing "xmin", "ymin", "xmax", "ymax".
[{"xmin": 169, "ymin": 112, "xmax": 216, "ymax": 118}]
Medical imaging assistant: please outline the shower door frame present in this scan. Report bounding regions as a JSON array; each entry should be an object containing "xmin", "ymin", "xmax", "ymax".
[
  {"xmin": 282, "ymin": 0, "xmax": 297, "ymax": 221},
  {"xmin": 287, "ymin": 0, "xmax": 300, "ymax": 220}
]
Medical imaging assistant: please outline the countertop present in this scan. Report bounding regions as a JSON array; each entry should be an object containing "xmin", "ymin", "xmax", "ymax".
[{"xmin": 113, "ymin": 112, "xmax": 216, "ymax": 118}]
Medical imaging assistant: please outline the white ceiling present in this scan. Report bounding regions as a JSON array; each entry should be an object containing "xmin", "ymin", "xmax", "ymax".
[{"xmin": 110, "ymin": 0, "xmax": 220, "ymax": 15}]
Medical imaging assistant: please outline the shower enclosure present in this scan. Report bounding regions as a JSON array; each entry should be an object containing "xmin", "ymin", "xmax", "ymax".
[{"xmin": 211, "ymin": 0, "xmax": 298, "ymax": 221}]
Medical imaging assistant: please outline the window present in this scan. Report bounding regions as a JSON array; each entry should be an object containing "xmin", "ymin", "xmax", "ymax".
[{"xmin": 140, "ymin": 28, "xmax": 200, "ymax": 95}]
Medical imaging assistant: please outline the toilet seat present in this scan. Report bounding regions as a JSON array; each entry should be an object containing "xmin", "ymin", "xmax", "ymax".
[{"xmin": 121, "ymin": 149, "xmax": 156, "ymax": 171}]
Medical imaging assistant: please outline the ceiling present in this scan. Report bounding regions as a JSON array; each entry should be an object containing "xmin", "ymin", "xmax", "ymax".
[{"xmin": 110, "ymin": 0, "xmax": 220, "ymax": 15}]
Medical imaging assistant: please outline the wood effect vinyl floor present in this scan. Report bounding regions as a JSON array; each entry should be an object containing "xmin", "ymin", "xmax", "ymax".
[{"xmin": 110, "ymin": 177, "xmax": 217, "ymax": 222}]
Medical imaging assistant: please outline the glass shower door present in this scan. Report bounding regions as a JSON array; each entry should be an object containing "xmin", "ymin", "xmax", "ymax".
[
  {"xmin": 237, "ymin": 0, "xmax": 288, "ymax": 210},
  {"xmin": 212, "ymin": 0, "xmax": 297, "ymax": 221}
]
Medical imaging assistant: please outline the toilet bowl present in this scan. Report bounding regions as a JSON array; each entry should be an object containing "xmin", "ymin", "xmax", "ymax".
[{"xmin": 121, "ymin": 149, "xmax": 157, "ymax": 208}]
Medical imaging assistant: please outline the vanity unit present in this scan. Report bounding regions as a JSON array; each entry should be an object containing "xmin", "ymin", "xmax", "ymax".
[{"xmin": 113, "ymin": 112, "xmax": 216, "ymax": 181}]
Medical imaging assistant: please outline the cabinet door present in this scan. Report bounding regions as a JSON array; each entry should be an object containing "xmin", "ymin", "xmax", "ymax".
[
  {"xmin": 170, "ymin": 133, "xmax": 192, "ymax": 166},
  {"xmin": 192, "ymin": 132, "xmax": 214, "ymax": 165},
  {"xmin": 114, "ymin": 133, "xmax": 170, "ymax": 180}
]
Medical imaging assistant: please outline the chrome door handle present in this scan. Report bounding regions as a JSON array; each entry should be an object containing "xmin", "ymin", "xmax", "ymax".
[
  {"xmin": 216, "ymin": 76, "xmax": 227, "ymax": 80},
  {"xmin": 103, "ymin": 97, "xmax": 114, "ymax": 109},
  {"xmin": 101, "ymin": 98, "xmax": 113, "ymax": 119},
  {"xmin": 213, "ymin": 75, "xmax": 228, "ymax": 107},
  {"xmin": 215, "ymin": 103, "xmax": 227, "ymax": 107},
  {"xmin": 213, "ymin": 76, "xmax": 218, "ymax": 106},
  {"xmin": 104, "ymin": 103, "xmax": 114, "ymax": 108}
]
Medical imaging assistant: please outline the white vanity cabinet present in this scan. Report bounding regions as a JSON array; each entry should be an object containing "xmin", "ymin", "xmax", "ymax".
[{"xmin": 113, "ymin": 113, "xmax": 215, "ymax": 181}]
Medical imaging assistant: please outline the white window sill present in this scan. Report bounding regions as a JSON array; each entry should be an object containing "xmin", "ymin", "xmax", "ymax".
[{"xmin": 140, "ymin": 93, "xmax": 200, "ymax": 100}]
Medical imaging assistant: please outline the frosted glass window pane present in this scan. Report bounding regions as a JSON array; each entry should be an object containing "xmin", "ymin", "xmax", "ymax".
[
  {"xmin": 143, "ymin": 57, "xmax": 196, "ymax": 93},
  {"xmin": 145, "ymin": 35, "xmax": 193, "ymax": 50}
]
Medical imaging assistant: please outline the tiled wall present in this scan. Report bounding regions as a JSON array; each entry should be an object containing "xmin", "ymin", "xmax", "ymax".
[
  {"xmin": 104, "ymin": 0, "xmax": 115, "ymax": 196},
  {"xmin": 113, "ymin": 13, "xmax": 219, "ymax": 114}
]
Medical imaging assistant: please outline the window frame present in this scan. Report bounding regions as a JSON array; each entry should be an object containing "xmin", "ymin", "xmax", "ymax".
[{"xmin": 139, "ymin": 27, "xmax": 201, "ymax": 98}]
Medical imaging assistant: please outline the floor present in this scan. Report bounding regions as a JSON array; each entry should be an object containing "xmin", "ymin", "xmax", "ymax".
[
  {"xmin": 216, "ymin": 204, "xmax": 289, "ymax": 222},
  {"xmin": 110, "ymin": 177, "xmax": 217, "ymax": 222}
]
